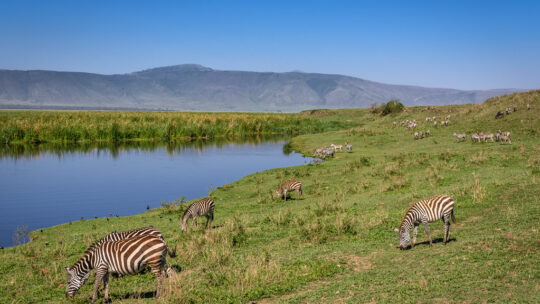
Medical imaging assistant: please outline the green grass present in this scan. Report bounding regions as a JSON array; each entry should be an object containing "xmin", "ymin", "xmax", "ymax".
[{"xmin": 0, "ymin": 90, "xmax": 538, "ymax": 303}]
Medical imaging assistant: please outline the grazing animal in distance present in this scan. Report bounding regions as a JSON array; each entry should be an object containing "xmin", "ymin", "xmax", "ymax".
[
  {"xmin": 414, "ymin": 132, "xmax": 419, "ymax": 140},
  {"xmin": 471, "ymin": 133, "xmax": 482, "ymax": 142},
  {"xmin": 500, "ymin": 134, "xmax": 512, "ymax": 144},
  {"xmin": 527, "ymin": 103, "xmax": 530, "ymax": 110},
  {"xmin": 453, "ymin": 133, "xmax": 466, "ymax": 142},
  {"xmin": 345, "ymin": 142, "xmax": 352, "ymax": 152},
  {"xmin": 65, "ymin": 234, "xmax": 173, "ymax": 303},
  {"xmin": 433, "ymin": 121, "xmax": 438, "ymax": 127},
  {"xmin": 483, "ymin": 133, "xmax": 495, "ymax": 142},
  {"xmin": 395, "ymin": 195, "xmax": 456, "ymax": 250},
  {"xmin": 393, "ymin": 121, "xmax": 397, "ymax": 127},
  {"xmin": 513, "ymin": 106, "xmax": 517, "ymax": 112},
  {"xmin": 425, "ymin": 129, "xmax": 431, "ymax": 137},
  {"xmin": 276, "ymin": 180, "xmax": 302, "ymax": 201},
  {"xmin": 181, "ymin": 197, "xmax": 215, "ymax": 233},
  {"xmin": 495, "ymin": 111, "xmax": 504, "ymax": 119}
]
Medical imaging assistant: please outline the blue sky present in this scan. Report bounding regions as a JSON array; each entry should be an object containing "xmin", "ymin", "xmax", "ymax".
[{"xmin": 0, "ymin": 0, "xmax": 539, "ymax": 90}]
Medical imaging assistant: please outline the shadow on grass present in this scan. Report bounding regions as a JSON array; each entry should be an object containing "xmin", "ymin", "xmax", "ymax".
[
  {"xmin": 415, "ymin": 237, "xmax": 457, "ymax": 247},
  {"xmin": 115, "ymin": 290, "xmax": 156, "ymax": 300}
]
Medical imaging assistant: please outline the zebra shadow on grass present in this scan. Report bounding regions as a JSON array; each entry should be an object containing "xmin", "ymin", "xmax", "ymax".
[
  {"xmin": 413, "ymin": 237, "xmax": 457, "ymax": 248},
  {"xmin": 112, "ymin": 290, "xmax": 156, "ymax": 301}
]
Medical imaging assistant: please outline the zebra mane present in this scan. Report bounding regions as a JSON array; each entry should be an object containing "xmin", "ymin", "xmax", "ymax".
[
  {"xmin": 69, "ymin": 241, "xmax": 100, "ymax": 270},
  {"xmin": 398, "ymin": 204, "xmax": 416, "ymax": 231}
]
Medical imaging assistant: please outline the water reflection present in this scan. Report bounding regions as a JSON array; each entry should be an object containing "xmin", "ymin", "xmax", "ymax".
[{"xmin": 0, "ymin": 134, "xmax": 289, "ymax": 160}]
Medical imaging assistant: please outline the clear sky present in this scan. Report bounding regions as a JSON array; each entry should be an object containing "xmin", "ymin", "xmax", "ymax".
[{"xmin": 1, "ymin": 0, "xmax": 539, "ymax": 90}]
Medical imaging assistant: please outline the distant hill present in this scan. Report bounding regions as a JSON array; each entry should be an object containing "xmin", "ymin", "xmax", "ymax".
[{"xmin": 0, "ymin": 64, "xmax": 525, "ymax": 111}]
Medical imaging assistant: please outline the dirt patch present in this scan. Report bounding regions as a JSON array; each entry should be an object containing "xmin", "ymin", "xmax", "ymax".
[{"xmin": 346, "ymin": 255, "xmax": 372, "ymax": 271}]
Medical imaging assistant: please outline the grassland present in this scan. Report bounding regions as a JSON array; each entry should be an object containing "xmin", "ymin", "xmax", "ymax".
[
  {"xmin": 0, "ymin": 90, "xmax": 538, "ymax": 303},
  {"xmin": 0, "ymin": 110, "xmax": 352, "ymax": 144}
]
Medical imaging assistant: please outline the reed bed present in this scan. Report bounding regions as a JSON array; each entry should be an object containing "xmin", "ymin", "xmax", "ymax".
[{"xmin": 0, "ymin": 110, "xmax": 350, "ymax": 144}]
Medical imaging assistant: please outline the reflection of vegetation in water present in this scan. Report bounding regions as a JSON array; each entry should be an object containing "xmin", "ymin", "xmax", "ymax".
[
  {"xmin": 0, "ymin": 110, "xmax": 352, "ymax": 144},
  {"xmin": 0, "ymin": 134, "xmax": 293, "ymax": 160}
]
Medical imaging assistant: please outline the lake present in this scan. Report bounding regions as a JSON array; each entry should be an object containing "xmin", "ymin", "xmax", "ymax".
[{"xmin": 0, "ymin": 137, "xmax": 310, "ymax": 247}]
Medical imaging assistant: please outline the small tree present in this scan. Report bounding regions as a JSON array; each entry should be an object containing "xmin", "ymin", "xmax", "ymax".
[
  {"xmin": 378, "ymin": 99, "xmax": 404, "ymax": 116},
  {"xmin": 369, "ymin": 102, "xmax": 379, "ymax": 114}
]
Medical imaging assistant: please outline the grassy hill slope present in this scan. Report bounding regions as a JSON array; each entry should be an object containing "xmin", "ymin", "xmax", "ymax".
[{"xmin": 0, "ymin": 90, "xmax": 538, "ymax": 303}]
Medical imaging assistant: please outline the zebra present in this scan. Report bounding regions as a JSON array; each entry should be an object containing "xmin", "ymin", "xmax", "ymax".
[
  {"xmin": 471, "ymin": 133, "xmax": 482, "ymax": 142},
  {"xmin": 330, "ymin": 144, "xmax": 343, "ymax": 151},
  {"xmin": 453, "ymin": 133, "xmax": 466, "ymax": 142},
  {"xmin": 345, "ymin": 142, "xmax": 352, "ymax": 152},
  {"xmin": 393, "ymin": 121, "xmax": 397, "ymax": 127},
  {"xmin": 433, "ymin": 121, "xmax": 438, "ymax": 128},
  {"xmin": 65, "ymin": 234, "xmax": 173, "ymax": 303},
  {"xmin": 483, "ymin": 133, "xmax": 495, "ymax": 142},
  {"xmin": 425, "ymin": 130, "xmax": 431, "ymax": 137},
  {"xmin": 527, "ymin": 103, "xmax": 531, "ymax": 110},
  {"xmin": 500, "ymin": 134, "xmax": 512, "ymax": 144},
  {"xmin": 181, "ymin": 197, "xmax": 215, "ymax": 233},
  {"xmin": 414, "ymin": 132, "xmax": 419, "ymax": 140},
  {"xmin": 506, "ymin": 107, "xmax": 511, "ymax": 115},
  {"xmin": 98, "ymin": 226, "xmax": 176, "ymax": 258},
  {"xmin": 276, "ymin": 180, "xmax": 302, "ymax": 201},
  {"xmin": 395, "ymin": 195, "xmax": 456, "ymax": 250},
  {"xmin": 495, "ymin": 111, "xmax": 504, "ymax": 119}
]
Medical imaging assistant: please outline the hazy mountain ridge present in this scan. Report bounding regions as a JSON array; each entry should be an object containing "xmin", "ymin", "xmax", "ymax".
[{"xmin": 0, "ymin": 64, "xmax": 524, "ymax": 111}]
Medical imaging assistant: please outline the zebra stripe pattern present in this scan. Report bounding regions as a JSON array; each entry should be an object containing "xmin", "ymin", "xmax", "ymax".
[
  {"xmin": 181, "ymin": 197, "xmax": 215, "ymax": 233},
  {"xmin": 98, "ymin": 226, "xmax": 176, "ymax": 258},
  {"xmin": 397, "ymin": 194, "xmax": 456, "ymax": 250},
  {"xmin": 276, "ymin": 180, "xmax": 302, "ymax": 201},
  {"xmin": 65, "ymin": 234, "xmax": 171, "ymax": 303}
]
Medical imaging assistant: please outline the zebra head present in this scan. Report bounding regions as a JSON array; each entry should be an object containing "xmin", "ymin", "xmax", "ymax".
[
  {"xmin": 275, "ymin": 188, "xmax": 283, "ymax": 199},
  {"xmin": 398, "ymin": 227, "xmax": 410, "ymax": 250},
  {"xmin": 65, "ymin": 267, "xmax": 90, "ymax": 298}
]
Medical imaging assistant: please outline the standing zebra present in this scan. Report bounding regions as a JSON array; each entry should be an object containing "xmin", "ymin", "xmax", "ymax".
[
  {"xmin": 181, "ymin": 197, "xmax": 215, "ymax": 233},
  {"xmin": 345, "ymin": 142, "xmax": 352, "ymax": 152},
  {"xmin": 395, "ymin": 195, "xmax": 456, "ymax": 250},
  {"xmin": 65, "ymin": 234, "xmax": 173, "ymax": 303},
  {"xmin": 98, "ymin": 226, "xmax": 176, "ymax": 257},
  {"xmin": 276, "ymin": 180, "xmax": 302, "ymax": 201}
]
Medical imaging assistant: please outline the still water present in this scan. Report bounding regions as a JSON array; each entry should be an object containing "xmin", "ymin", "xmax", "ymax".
[{"xmin": 0, "ymin": 138, "xmax": 309, "ymax": 247}]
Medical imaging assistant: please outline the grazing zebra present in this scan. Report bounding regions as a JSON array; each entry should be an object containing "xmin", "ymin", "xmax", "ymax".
[
  {"xmin": 506, "ymin": 107, "xmax": 511, "ymax": 114},
  {"xmin": 500, "ymin": 134, "xmax": 512, "ymax": 144},
  {"xmin": 414, "ymin": 132, "xmax": 419, "ymax": 140},
  {"xmin": 483, "ymin": 133, "xmax": 495, "ymax": 142},
  {"xmin": 181, "ymin": 197, "xmax": 215, "ymax": 233},
  {"xmin": 527, "ymin": 103, "xmax": 531, "ymax": 110},
  {"xmin": 513, "ymin": 106, "xmax": 517, "ymax": 112},
  {"xmin": 471, "ymin": 133, "xmax": 482, "ymax": 142},
  {"xmin": 345, "ymin": 142, "xmax": 352, "ymax": 152},
  {"xmin": 276, "ymin": 180, "xmax": 302, "ymax": 201},
  {"xmin": 393, "ymin": 121, "xmax": 397, "ymax": 127},
  {"xmin": 395, "ymin": 195, "xmax": 456, "ymax": 250},
  {"xmin": 65, "ymin": 234, "xmax": 172, "ymax": 303},
  {"xmin": 330, "ymin": 144, "xmax": 343, "ymax": 151},
  {"xmin": 495, "ymin": 111, "xmax": 504, "ymax": 119},
  {"xmin": 453, "ymin": 133, "xmax": 466, "ymax": 142},
  {"xmin": 98, "ymin": 226, "xmax": 176, "ymax": 258},
  {"xmin": 425, "ymin": 117, "xmax": 431, "ymax": 122},
  {"xmin": 425, "ymin": 129, "xmax": 431, "ymax": 137},
  {"xmin": 445, "ymin": 115, "xmax": 451, "ymax": 120},
  {"xmin": 433, "ymin": 121, "xmax": 438, "ymax": 127}
]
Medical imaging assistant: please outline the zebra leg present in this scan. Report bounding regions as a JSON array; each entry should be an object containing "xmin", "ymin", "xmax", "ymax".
[
  {"xmin": 422, "ymin": 222, "xmax": 432, "ymax": 247},
  {"xmin": 193, "ymin": 217, "xmax": 198, "ymax": 227},
  {"xmin": 298, "ymin": 187, "xmax": 302, "ymax": 200},
  {"xmin": 103, "ymin": 272, "xmax": 110, "ymax": 301},
  {"xmin": 443, "ymin": 215, "xmax": 451, "ymax": 244},
  {"xmin": 284, "ymin": 190, "xmax": 288, "ymax": 201},
  {"xmin": 412, "ymin": 224, "xmax": 419, "ymax": 248},
  {"xmin": 91, "ymin": 267, "xmax": 107, "ymax": 304},
  {"xmin": 206, "ymin": 212, "xmax": 214, "ymax": 229}
]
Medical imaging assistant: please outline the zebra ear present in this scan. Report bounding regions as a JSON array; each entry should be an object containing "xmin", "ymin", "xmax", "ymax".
[
  {"xmin": 65, "ymin": 267, "xmax": 71, "ymax": 275},
  {"xmin": 393, "ymin": 228, "xmax": 399, "ymax": 233}
]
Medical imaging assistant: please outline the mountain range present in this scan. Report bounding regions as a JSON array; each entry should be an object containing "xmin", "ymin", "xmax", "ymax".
[{"xmin": 0, "ymin": 64, "xmax": 524, "ymax": 112}]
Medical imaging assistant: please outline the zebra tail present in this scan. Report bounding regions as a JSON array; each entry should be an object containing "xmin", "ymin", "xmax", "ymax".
[
  {"xmin": 451, "ymin": 210, "xmax": 456, "ymax": 224},
  {"xmin": 167, "ymin": 244, "xmax": 177, "ymax": 258}
]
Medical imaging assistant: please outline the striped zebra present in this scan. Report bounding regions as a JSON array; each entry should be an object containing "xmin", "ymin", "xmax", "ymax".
[
  {"xmin": 345, "ymin": 142, "xmax": 352, "ymax": 152},
  {"xmin": 276, "ymin": 180, "xmax": 302, "ymax": 201},
  {"xmin": 453, "ymin": 133, "xmax": 466, "ymax": 142},
  {"xmin": 98, "ymin": 226, "xmax": 176, "ymax": 257},
  {"xmin": 181, "ymin": 197, "xmax": 215, "ymax": 233},
  {"xmin": 395, "ymin": 195, "xmax": 456, "ymax": 250},
  {"xmin": 65, "ymin": 234, "xmax": 173, "ymax": 303}
]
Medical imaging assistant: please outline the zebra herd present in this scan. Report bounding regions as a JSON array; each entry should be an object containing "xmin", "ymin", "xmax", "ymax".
[
  {"xmin": 455, "ymin": 130, "xmax": 512, "ymax": 144},
  {"xmin": 313, "ymin": 142, "xmax": 352, "ymax": 159}
]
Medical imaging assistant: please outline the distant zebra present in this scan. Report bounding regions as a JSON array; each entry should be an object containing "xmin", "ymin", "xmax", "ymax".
[
  {"xmin": 276, "ymin": 180, "xmax": 302, "ymax": 201},
  {"xmin": 495, "ymin": 111, "xmax": 504, "ymax": 119},
  {"xmin": 433, "ymin": 121, "xmax": 438, "ymax": 127},
  {"xmin": 395, "ymin": 195, "xmax": 456, "ymax": 250},
  {"xmin": 181, "ymin": 197, "xmax": 215, "ymax": 233},
  {"xmin": 414, "ymin": 132, "xmax": 419, "ymax": 140},
  {"xmin": 65, "ymin": 234, "xmax": 173, "ymax": 303},
  {"xmin": 345, "ymin": 142, "xmax": 352, "ymax": 152},
  {"xmin": 483, "ymin": 133, "xmax": 495, "ymax": 142},
  {"xmin": 453, "ymin": 133, "xmax": 466, "ymax": 142},
  {"xmin": 500, "ymin": 134, "xmax": 512, "ymax": 144},
  {"xmin": 527, "ymin": 103, "xmax": 531, "ymax": 110},
  {"xmin": 98, "ymin": 226, "xmax": 176, "ymax": 257},
  {"xmin": 393, "ymin": 121, "xmax": 397, "ymax": 127},
  {"xmin": 471, "ymin": 133, "xmax": 482, "ymax": 142},
  {"xmin": 425, "ymin": 130, "xmax": 431, "ymax": 137}
]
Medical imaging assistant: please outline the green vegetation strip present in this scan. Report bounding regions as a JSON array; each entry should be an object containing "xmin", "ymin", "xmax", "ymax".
[
  {"xmin": 0, "ymin": 110, "xmax": 353, "ymax": 144},
  {"xmin": 0, "ymin": 90, "xmax": 538, "ymax": 303}
]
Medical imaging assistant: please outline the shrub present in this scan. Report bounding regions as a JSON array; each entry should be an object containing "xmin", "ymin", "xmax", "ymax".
[{"xmin": 378, "ymin": 99, "xmax": 404, "ymax": 116}]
